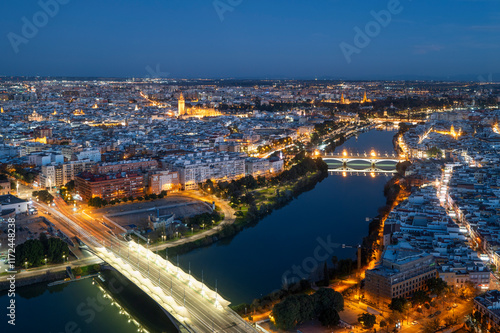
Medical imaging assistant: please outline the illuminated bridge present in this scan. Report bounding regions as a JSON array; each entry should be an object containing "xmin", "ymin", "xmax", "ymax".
[
  {"xmin": 43, "ymin": 201, "xmax": 259, "ymax": 333},
  {"xmin": 328, "ymin": 166, "xmax": 397, "ymax": 175},
  {"xmin": 321, "ymin": 151, "xmax": 405, "ymax": 166},
  {"xmin": 321, "ymin": 151, "xmax": 405, "ymax": 176}
]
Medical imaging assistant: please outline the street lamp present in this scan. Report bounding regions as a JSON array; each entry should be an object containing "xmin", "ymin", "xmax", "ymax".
[
  {"xmin": 44, "ymin": 255, "xmax": 47, "ymax": 266},
  {"xmin": 24, "ymin": 259, "xmax": 28, "ymax": 270}
]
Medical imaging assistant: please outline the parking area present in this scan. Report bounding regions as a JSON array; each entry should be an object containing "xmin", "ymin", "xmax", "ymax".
[{"xmin": 93, "ymin": 196, "xmax": 212, "ymax": 231}]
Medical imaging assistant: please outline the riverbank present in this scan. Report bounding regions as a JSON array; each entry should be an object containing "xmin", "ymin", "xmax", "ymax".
[
  {"xmin": 0, "ymin": 270, "xmax": 68, "ymax": 292},
  {"xmin": 162, "ymin": 169, "xmax": 328, "ymax": 257},
  {"xmin": 235, "ymin": 131, "xmax": 411, "ymax": 329},
  {"xmin": 359, "ymin": 129, "xmax": 411, "ymax": 268},
  {"xmin": 0, "ymin": 259, "xmax": 103, "ymax": 291}
]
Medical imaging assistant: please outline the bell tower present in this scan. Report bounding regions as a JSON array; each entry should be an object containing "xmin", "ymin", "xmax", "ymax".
[{"xmin": 178, "ymin": 93, "xmax": 185, "ymax": 116}]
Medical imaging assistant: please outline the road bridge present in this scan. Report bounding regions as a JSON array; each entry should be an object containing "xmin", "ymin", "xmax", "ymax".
[
  {"xmin": 37, "ymin": 200, "xmax": 258, "ymax": 333},
  {"xmin": 328, "ymin": 166, "xmax": 396, "ymax": 175},
  {"xmin": 321, "ymin": 152, "xmax": 405, "ymax": 166}
]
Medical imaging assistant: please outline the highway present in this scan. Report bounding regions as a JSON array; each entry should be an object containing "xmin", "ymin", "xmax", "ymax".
[{"xmin": 36, "ymin": 198, "xmax": 257, "ymax": 333}]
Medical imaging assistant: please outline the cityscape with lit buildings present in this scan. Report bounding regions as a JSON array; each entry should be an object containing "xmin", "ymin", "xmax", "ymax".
[
  {"xmin": 1, "ymin": 0, "xmax": 500, "ymax": 332},
  {"xmin": 1, "ymin": 76, "xmax": 500, "ymax": 332}
]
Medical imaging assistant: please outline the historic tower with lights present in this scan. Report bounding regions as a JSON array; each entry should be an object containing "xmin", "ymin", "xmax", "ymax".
[{"xmin": 178, "ymin": 93, "xmax": 185, "ymax": 116}]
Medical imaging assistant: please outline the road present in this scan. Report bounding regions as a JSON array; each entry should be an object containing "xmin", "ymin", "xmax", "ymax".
[
  {"xmin": 39, "ymin": 197, "xmax": 256, "ymax": 333},
  {"xmin": 396, "ymin": 299, "xmax": 472, "ymax": 333},
  {"xmin": 149, "ymin": 191, "xmax": 236, "ymax": 251},
  {"xmin": 0, "ymin": 256, "xmax": 102, "ymax": 283}
]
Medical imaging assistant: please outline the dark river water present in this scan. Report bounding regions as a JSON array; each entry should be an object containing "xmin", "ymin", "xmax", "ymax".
[{"xmin": 1, "ymin": 129, "xmax": 396, "ymax": 333}]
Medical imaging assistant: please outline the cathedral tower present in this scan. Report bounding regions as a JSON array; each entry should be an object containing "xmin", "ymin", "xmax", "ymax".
[{"xmin": 178, "ymin": 93, "xmax": 185, "ymax": 116}]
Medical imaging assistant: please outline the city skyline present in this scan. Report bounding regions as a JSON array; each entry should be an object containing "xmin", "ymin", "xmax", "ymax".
[
  {"xmin": 1, "ymin": 0, "xmax": 499, "ymax": 80},
  {"xmin": 1, "ymin": 1, "xmax": 500, "ymax": 332}
]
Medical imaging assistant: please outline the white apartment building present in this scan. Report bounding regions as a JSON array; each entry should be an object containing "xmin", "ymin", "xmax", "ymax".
[
  {"xmin": 28, "ymin": 152, "xmax": 64, "ymax": 166},
  {"xmin": 74, "ymin": 148, "xmax": 101, "ymax": 163},
  {"xmin": 163, "ymin": 152, "xmax": 246, "ymax": 190},
  {"xmin": 148, "ymin": 170, "xmax": 180, "ymax": 194},
  {"xmin": 39, "ymin": 160, "xmax": 92, "ymax": 188},
  {"xmin": 245, "ymin": 158, "xmax": 270, "ymax": 177}
]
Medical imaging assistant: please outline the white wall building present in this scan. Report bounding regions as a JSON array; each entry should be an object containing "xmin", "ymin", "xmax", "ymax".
[
  {"xmin": 163, "ymin": 152, "xmax": 246, "ymax": 190},
  {"xmin": 0, "ymin": 194, "xmax": 28, "ymax": 215},
  {"xmin": 28, "ymin": 152, "xmax": 64, "ymax": 166},
  {"xmin": 74, "ymin": 149, "xmax": 101, "ymax": 163},
  {"xmin": 39, "ymin": 160, "xmax": 92, "ymax": 188}
]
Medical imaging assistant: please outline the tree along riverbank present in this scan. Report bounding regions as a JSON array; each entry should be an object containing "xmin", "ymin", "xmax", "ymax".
[
  {"xmin": 236, "ymin": 131, "xmax": 414, "ymax": 326},
  {"xmin": 161, "ymin": 155, "xmax": 329, "ymax": 257},
  {"xmin": 358, "ymin": 127, "xmax": 413, "ymax": 268}
]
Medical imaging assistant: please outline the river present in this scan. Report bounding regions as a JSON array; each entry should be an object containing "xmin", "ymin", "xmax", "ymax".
[
  {"xmin": 0, "ymin": 129, "xmax": 397, "ymax": 332},
  {"xmin": 176, "ymin": 129, "xmax": 397, "ymax": 304}
]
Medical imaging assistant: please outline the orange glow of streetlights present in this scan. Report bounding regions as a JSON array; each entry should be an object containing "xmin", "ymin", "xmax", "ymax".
[
  {"xmin": 342, "ymin": 150, "xmax": 348, "ymax": 157},
  {"xmin": 370, "ymin": 150, "xmax": 376, "ymax": 157}
]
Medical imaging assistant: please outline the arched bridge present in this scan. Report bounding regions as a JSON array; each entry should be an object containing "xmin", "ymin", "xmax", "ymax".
[
  {"xmin": 328, "ymin": 166, "xmax": 396, "ymax": 174},
  {"xmin": 321, "ymin": 152, "xmax": 405, "ymax": 166}
]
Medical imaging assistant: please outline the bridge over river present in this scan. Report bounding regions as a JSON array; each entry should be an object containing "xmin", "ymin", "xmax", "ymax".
[
  {"xmin": 321, "ymin": 151, "xmax": 405, "ymax": 174},
  {"xmin": 39, "ymin": 199, "xmax": 259, "ymax": 333}
]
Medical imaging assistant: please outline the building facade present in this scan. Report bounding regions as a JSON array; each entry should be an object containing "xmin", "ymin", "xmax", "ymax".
[
  {"xmin": 0, "ymin": 194, "xmax": 28, "ymax": 215},
  {"xmin": 39, "ymin": 161, "xmax": 91, "ymax": 188},
  {"xmin": 365, "ymin": 245, "xmax": 437, "ymax": 306},
  {"xmin": 28, "ymin": 152, "xmax": 64, "ymax": 166},
  {"xmin": 91, "ymin": 159, "xmax": 158, "ymax": 174},
  {"xmin": 474, "ymin": 290, "xmax": 500, "ymax": 331},
  {"xmin": 74, "ymin": 149, "xmax": 101, "ymax": 163},
  {"xmin": 163, "ymin": 152, "xmax": 246, "ymax": 190},
  {"xmin": 245, "ymin": 158, "xmax": 270, "ymax": 177},
  {"xmin": 0, "ymin": 176, "xmax": 11, "ymax": 195},
  {"xmin": 148, "ymin": 170, "xmax": 180, "ymax": 194},
  {"xmin": 75, "ymin": 172, "xmax": 144, "ymax": 201}
]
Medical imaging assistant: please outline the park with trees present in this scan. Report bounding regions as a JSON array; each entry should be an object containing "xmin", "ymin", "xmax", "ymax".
[
  {"xmin": 88, "ymin": 190, "xmax": 168, "ymax": 208},
  {"xmin": 271, "ymin": 288, "xmax": 343, "ymax": 330},
  {"xmin": 381, "ymin": 277, "xmax": 477, "ymax": 332},
  {"xmin": 15, "ymin": 233, "xmax": 70, "ymax": 268},
  {"xmin": 200, "ymin": 152, "xmax": 328, "ymax": 228},
  {"xmin": 32, "ymin": 190, "xmax": 54, "ymax": 204}
]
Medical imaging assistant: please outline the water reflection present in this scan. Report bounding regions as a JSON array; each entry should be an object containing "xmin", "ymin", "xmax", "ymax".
[{"xmin": 177, "ymin": 130, "xmax": 398, "ymax": 304}]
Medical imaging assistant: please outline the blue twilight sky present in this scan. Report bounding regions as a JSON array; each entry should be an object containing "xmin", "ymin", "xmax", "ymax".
[{"xmin": 0, "ymin": 0, "xmax": 498, "ymax": 79}]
